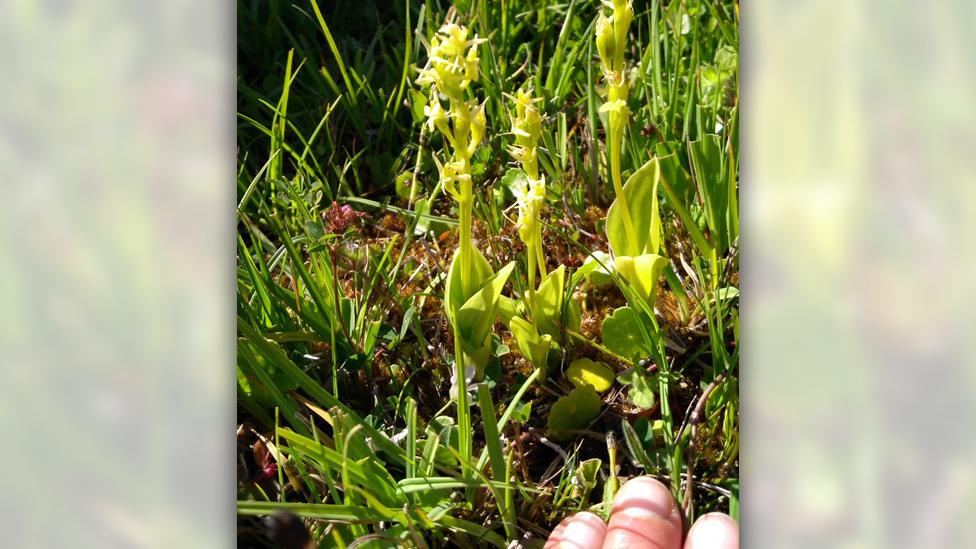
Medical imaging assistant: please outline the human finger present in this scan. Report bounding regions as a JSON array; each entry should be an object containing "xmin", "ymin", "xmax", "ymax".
[
  {"xmin": 601, "ymin": 477, "xmax": 683, "ymax": 549},
  {"xmin": 544, "ymin": 511, "xmax": 608, "ymax": 549},
  {"xmin": 683, "ymin": 512, "xmax": 738, "ymax": 549}
]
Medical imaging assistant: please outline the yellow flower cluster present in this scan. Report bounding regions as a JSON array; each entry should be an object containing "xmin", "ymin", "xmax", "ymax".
[
  {"xmin": 416, "ymin": 22, "xmax": 495, "ymax": 320},
  {"xmin": 596, "ymin": 0, "xmax": 634, "ymax": 123},
  {"xmin": 507, "ymin": 88, "xmax": 547, "ymax": 286},
  {"xmin": 596, "ymin": 0, "xmax": 638, "ymax": 247},
  {"xmin": 416, "ymin": 23, "xmax": 481, "ymax": 101},
  {"xmin": 509, "ymin": 89, "xmax": 543, "ymax": 180},
  {"xmin": 513, "ymin": 175, "xmax": 545, "ymax": 245},
  {"xmin": 417, "ymin": 23, "xmax": 486, "ymax": 196}
]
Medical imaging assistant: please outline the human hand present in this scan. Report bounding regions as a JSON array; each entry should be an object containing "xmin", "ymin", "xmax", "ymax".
[{"xmin": 544, "ymin": 477, "xmax": 738, "ymax": 549}]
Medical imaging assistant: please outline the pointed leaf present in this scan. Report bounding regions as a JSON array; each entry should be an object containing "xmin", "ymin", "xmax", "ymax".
[
  {"xmin": 510, "ymin": 316, "xmax": 551, "ymax": 374},
  {"xmin": 606, "ymin": 158, "xmax": 662, "ymax": 257},
  {"xmin": 455, "ymin": 262, "xmax": 516, "ymax": 374},
  {"xmin": 456, "ymin": 262, "xmax": 516, "ymax": 344},
  {"xmin": 614, "ymin": 253, "xmax": 668, "ymax": 308},
  {"xmin": 444, "ymin": 246, "xmax": 493, "ymax": 322}
]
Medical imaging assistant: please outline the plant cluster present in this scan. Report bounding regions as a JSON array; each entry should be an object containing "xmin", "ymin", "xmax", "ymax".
[{"xmin": 237, "ymin": 0, "xmax": 739, "ymax": 546}]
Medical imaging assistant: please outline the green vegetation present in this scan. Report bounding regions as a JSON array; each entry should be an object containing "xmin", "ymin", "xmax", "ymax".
[{"xmin": 238, "ymin": 0, "xmax": 738, "ymax": 545}]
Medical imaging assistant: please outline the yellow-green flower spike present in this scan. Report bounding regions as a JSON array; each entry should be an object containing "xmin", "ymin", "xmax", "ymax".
[{"xmin": 596, "ymin": 0, "xmax": 638, "ymax": 248}]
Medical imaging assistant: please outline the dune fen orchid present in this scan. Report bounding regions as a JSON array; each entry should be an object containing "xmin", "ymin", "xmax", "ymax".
[
  {"xmin": 417, "ymin": 23, "xmax": 514, "ymax": 382},
  {"xmin": 594, "ymin": 0, "xmax": 668, "ymax": 313},
  {"xmin": 505, "ymin": 88, "xmax": 580, "ymax": 375}
]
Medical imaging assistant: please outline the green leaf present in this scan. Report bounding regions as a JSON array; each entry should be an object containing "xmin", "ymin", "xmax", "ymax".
[
  {"xmin": 707, "ymin": 286, "xmax": 739, "ymax": 305},
  {"xmin": 304, "ymin": 219, "xmax": 325, "ymax": 239},
  {"xmin": 444, "ymin": 246, "xmax": 493, "ymax": 323},
  {"xmin": 614, "ymin": 253, "xmax": 668, "ymax": 309},
  {"xmin": 497, "ymin": 294, "xmax": 520, "ymax": 324},
  {"xmin": 579, "ymin": 251, "xmax": 614, "ymax": 288},
  {"xmin": 547, "ymin": 385, "xmax": 601, "ymax": 439},
  {"xmin": 533, "ymin": 265, "xmax": 580, "ymax": 337},
  {"xmin": 279, "ymin": 428, "xmax": 402, "ymax": 507},
  {"xmin": 621, "ymin": 419, "xmax": 653, "ymax": 471},
  {"xmin": 455, "ymin": 262, "xmax": 516, "ymax": 374},
  {"xmin": 575, "ymin": 458, "xmax": 602, "ymax": 502},
  {"xmin": 566, "ymin": 358, "xmax": 615, "ymax": 393},
  {"xmin": 629, "ymin": 367, "xmax": 656, "ymax": 410},
  {"xmin": 408, "ymin": 89, "xmax": 428, "ymax": 123},
  {"xmin": 500, "ymin": 167, "xmax": 529, "ymax": 199},
  {"xmin": 657, "ymin": 153, "xmax": 713, "ymax": 257},
  {"xmin": 606, "ymin": 158, "xmax": 662, "ymax": 257},
  {"xmin": 395, "ymin": 171, "xmax": 413, "ymax": 200},
  {"xmin": 689, "ymin": 134, "xmax": 731, "ymax": 253},
  {"xmin": 509, "ymin": 401, "xmax": 532, "ymax": 424},
  {"xmin": 510, "ymin": 316, "xmax": 552, "ymax": 375},
  {"xmin": 601, "ymin": 306, "xmax": 652, "ymax": 363}
]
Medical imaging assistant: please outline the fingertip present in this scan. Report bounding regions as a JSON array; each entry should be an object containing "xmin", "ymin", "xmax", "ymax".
[
  {"xmin": 610, "ymin": 477, "xmax": 675, "ymax": 517},
  {"xmin": 545, "ymin": 512, "xmax": 607, "ymax": 549},
  {"xmin": 684, "ymin": 513, "xmax": 738, "ymax": 549},
  {"xmin": 544, "ymin": 516, "xmax": 575, "ymax": 549},
  {"xmin": 602, "ymin": 477, "xmax": 682, "ymax": 549}
]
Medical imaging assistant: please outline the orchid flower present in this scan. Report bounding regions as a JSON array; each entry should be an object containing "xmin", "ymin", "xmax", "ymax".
[{"xmin": 416, "ymin": 23, "xmax": 514, "ymax": 381}]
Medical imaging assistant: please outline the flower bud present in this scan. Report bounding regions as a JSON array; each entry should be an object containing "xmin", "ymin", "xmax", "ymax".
[
  {"xmin": 613, "ymin": 2, "xmax": 633, "ymax": 68},
  {"xmin": 595, "ymin": 15, "xmax": 616, "ymax": 73},
  {"xmin": 467, "ymin": 102, "xmax": 487, "ymax": 157}
]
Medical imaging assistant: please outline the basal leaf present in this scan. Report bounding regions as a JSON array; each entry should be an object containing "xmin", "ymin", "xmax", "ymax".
[
  {"xmin": 456, "ymin": 262, "xmax": 516, "ymax": 344},
  {"xmin": 606, "ymin": 158, "xmax": 662, "ymax": 257},
  {"xmin": 443, "ymin": 246, "xmax": 493, "ymax": 323},
  {"xmin": 455, "ymin": 261, "xmax": 516, "ymax": 374},
  {"xmin": 510, "ymin": 316, "xmax": 552, "ymax": 375},
  {"xmin": 614, "ymin": 253, "xmax": 668, "ymax": 308},
  {"xmin": 533, "ymin": 265, "xmax": 578, "ymax": 336}
]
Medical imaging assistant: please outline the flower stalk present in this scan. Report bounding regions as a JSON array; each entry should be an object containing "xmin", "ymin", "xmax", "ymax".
[
  {"xmin": 597, "ymin": 0, "xmax": 638, "ymax": 248},
  {"xmin": 417, "ymin": 24, "xmax": 486, "ymax": 299},
  {"xmin": 508, "ymin": 88, "xmax": 547, "ymax": 320},
  {"xmin": 417, "ymin": 23, "xmax": 514, "ymax": 384}
]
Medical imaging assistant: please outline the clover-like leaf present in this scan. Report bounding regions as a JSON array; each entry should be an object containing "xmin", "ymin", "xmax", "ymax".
[
  {"xmin": 628, "ymin": 367, "xmax": 656, "ymax": 410},
  {"xmin": 566, "ymin": 358, "xmax": 615, "ymax": 393},
  {"xmin": 613, "ymin": 253, "xmax": 668, "ymax": 309},
  {"xmin": 547, "ymin": 385, "xmax": 602, "ymax": 439},
  {"xmin": 510, "ymin": 316, "xmax": 552, "ymax": 375},
  {"xmin": 601, "ymin": 306, "xmax": 653, "ymax": 363},
  {"xmin": 606, "ymin": 157, "xmax": 662, "ymax": 258}
]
